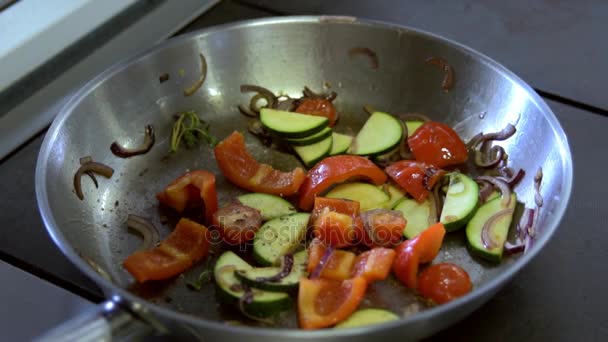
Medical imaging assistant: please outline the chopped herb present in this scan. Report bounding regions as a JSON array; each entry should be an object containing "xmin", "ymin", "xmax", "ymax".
[
  {"xmin": 187, "ymin": 269, "xmax": 212, "ymax": 291},
  {"xmin": 170, "ymin": 110, "xmax": 217, "ymax": 152}
]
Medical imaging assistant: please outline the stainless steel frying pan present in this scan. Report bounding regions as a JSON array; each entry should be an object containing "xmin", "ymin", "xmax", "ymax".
[{"xmin": 35, "ymin": 16, "xmax": 572, "ymax": 341}]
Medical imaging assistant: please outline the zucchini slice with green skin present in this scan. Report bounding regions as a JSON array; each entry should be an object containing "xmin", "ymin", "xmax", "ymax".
[
  {"xmin": 260, "ymin": 108, "xmax": 328, "ymax": 138},
  {"xmin": 380, "ymin": 183, "xmax": 406, "ymax": 209},
  {"xmin": 349, "ymin": 111, "xmax": 403, "ymax": 156},
  {"xmin": 237, "ymin": 193, "xmax": 297, "ymax": 221},
  {"xmin": 466, "ymin": 193, "xmax": 516, "ymax": 262},
  {"xmin": 405, "ymin": 120, "xmax": 424, "ymax": 137},
  {"xmin": 329, "ymin": 132, "xmax": 353, "ymax": 155},
  {"xmin": 292, "ymin": 135, "xmax": 333, "ymax": 167},
  {"xmin": 394, "ymin": 197, "xmax": 436, "ymax": 238},
  {"xmin": 235, "ymin": 251, "xmax": 308, "ymax": 292},
  {"xmin": 440, "ymin": 173, "xmax": 479, "ymax": 231},
  {"xmin": 214, "ymin": 251, "xmax": 291, "ymax": 317},
  {"xmin": 325, "ymin": 182, "xmax": 390, "ymax": 211},
  {"xmin": 286, "ymin": 127, "xmax": 332, "ymax": 146},
  {"xmin": 334, "ymin": 309, "xmax": 399, "ymax": 329},
  {"xmin": 253, "ymin": 213, "xmax": 310, "ymax": 266}
]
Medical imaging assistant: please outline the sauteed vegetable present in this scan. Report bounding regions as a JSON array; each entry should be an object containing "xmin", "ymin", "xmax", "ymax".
[{"xmin": 67, "ymin": 61, "xmax": 542, "ymax": 329}]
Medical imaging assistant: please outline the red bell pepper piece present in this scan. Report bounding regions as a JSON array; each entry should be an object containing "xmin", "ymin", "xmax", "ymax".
[
  {"xmin": 156, "ymin": 170, "xmax": 218, "ymax": 223},
  {"xmin": 393, "ymin": 222, "xmax": 446, "ymax": 289},
  {"xmin": 298, "ymin": 277, "xmax": 367, "ymax": 329},
  {"xmin": 214, "ymin": 131, "xmax": 306, "ymax": 196},
  {"xmin": 298, "ymin": 155, "xmax": 387, "ymax": 211},
  {"xmin": 123, "ymin": 218, "xmax": 211, "ymax": 283},
  {"xmin": 307, "ymin": 239, "xmax": 357, "ymax": 281},
  {"xmin": 351, "ymin": 247, "xmax": 396, "ymax": 282},
  {"xmin": 295, "ymin": 98, "xmax": 338, "ymax": 127},
  {"xmin": 310, "ymin": 197, "xmax": 362, "ymax": 247}
]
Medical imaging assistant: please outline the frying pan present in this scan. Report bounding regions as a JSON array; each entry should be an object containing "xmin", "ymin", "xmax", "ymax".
[{"xmin": 35, "ymin": 16, "xmax": 572, "ymax": 341}]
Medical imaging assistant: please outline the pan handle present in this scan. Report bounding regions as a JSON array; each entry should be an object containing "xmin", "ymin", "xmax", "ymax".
[{"xmin": 34, "ymin": 299, "xmax": 154, "ymax": 341}]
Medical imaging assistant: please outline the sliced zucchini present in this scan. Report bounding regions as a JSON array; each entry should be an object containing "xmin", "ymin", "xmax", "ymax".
[
  {"xmin": 394, "ymin": 197, "xmax": 436, "ymax": 238},
  {"xmin": 235, "ymin": 250, "xmax": 308, "ymax": 292},
  {"xmin": 440, "ymin": 173, "xmax": 479, "ymax": 231},
  {"xmin": 334, "ymin": 309, "xmax": 399, "ymax": 329},
  {"xmin": 253, "ymin": 213, "xmax": 310, "ymax": 266},
  {"xmin": 325, "ymin": 182, "xmax": 390, "ymax": 211},
  {"xmin": 329, "ymin": 132, "xmax": 353, "ymax": 155},
  {"xmin": 237, "ymin": 193, "xmax": 297, "ymax": 221},
  {"xmin": 292, "ymin": 135, "xmax": 333, "ymax": 167},
  {"xmin": 405, "ymin": 120, "xmax": 424, "ymax": 137},
  {"xmin": 466, "ymin": 193, "xmax": 516, "ymax": 262},
  {"xmin": 214, "ymin": 251, "xmax": 291, "ymax": 317},
  {"xmin": 379, "ymin": 183, "xmax": 406, "ymax": 209},
  {"xmin": 286, "ymin": 127, "xmax": 332, "ymax": 146},
  {"xmin": 260, "ymin": 108, "xmax": 328, "ymax": 138},
  {"xmin": 349, "ymin": 111, "xmax": 403, "ymax": 156}
]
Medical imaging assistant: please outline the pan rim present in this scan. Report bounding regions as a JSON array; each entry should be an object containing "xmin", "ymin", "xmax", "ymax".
[{"xmin": 35, "ymin": 15, "xmax": 573, "ymax": 338}]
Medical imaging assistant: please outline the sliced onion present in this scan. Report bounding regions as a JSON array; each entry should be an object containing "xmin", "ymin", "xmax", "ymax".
[
  {"xmin": 309, "ymin": 244, "xmax": 333, "ymax": 279},
  {"xmin": 475, "ymin": 176, "xmax": 512, "ymax": 207},
  {"xmin": 397, "ymin": 113, "xmax": 432, "ymax": 122},
  {"xmin": 238, "ymin": 104, "xmax": 258, "ymax": 117},
  {"xmin": 73, "ymin": 161, "xmax": 114, "ymax": 200},
  {"xmin": 425, "ymin": 56, "xmax": 454, "ymax": 92},
  {"xmin": 275, "ymin": 96, "xmax": 296, "ymax": 111},
  {"xmin": 517, "ymin": 207, "xmax": 535, "ymax": 240},
  {"xmin": 254, "ymin": 254, "xmax": 294, "ymax": 283},
  {"xmin": 241, "ymin": 84, "xmax": 277, "ymax": 111},
  {"xmin": 474, "ymin": 145, "xmax": 505, "ymax": 168},
  {"xmin": 247, "ymin": 120, "xmax": 273, "ymax": 146},
  {"xmin": 428, "ymin": 192, "xmax": 439, "ymax": 224},
  {"xmin": 478, "ymin": 181, "xmax": 494, "ymax": 203},
  {"xmin": 79, "ymin": 253, "xmax": 113, "ymax": 282},
  {"xmin": 127, "ymin": 214, "xmax": 160, "ymax": 251},
  {"xmin": 302, "ymin": 86, "xmax": 337, "ymax": 101},
  {"xmin": 363, "ymin": 104, "xmax": 376, "ymax": 115},
  {"xmin": 497, "ymin": 168, "xmax": 526, "ymax": 187},
  {"xmin": 183, "ymin": 53, "xmax": 207, "ymax": 96},
  {"xmin": 481, "ymin": 208, "xmax": 515, "ymax": 249},
  {"xmin": 432, "ymin": 181, "xmax": 445, "ymax": 218},
  {"xmin": 348, "ymin": 47, "xmax": 379, "ymax": 69},
  {"xmin": 238, "ymin": 286, "xmax": 274, "ymax": 324},
  {"xmin": 110, "ymin": 125, "xmax": 155, "ymax": 158},
  {"xmin": 504, "ymin": 241, "xmax": 525, "ymax": 255},
  {"xmin": 534, "ymin": 167, "xmax": 544, "ymax": 207}
]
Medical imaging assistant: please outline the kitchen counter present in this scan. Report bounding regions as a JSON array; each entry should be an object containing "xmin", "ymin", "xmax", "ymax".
[{"xmin": 1, "ymin": 0, "xmax": 606, "ymax": 340}]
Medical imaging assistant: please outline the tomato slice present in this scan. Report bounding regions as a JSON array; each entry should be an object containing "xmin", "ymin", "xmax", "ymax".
[
  {"xmin": 393, "ymin": 222, "xmax": 446, "ymax": 288},
  {"xmin": 408, "ymin": 121, "xmax": 468, "ymax": 168},
  {"xmin": 214, "ymin": 131, "xmax": 306, "ymax": 196},
  {"xmin": 351, "ymin": 247, "xmax": 396, "ymax": 282},
  {"xmin": 361, "ymin": 209, "xmax": 407, "ymax": 248},
  {"xmin": 385, "ymin": 161, "xmax": 445, "ymax": 202},
  {"xmin": 156, "ymin": 170, "xmax": 218, "ymax": 223},
  {"xmin": 123, "ymin": 218, "xmax": 211, "ymax": 283},
  {"xmin": 295, "ymin": 98, "xmax": 338, "ymax": 127},
  {"xmin": 298, "ymin": 277, "xmax": 367, "ymax": 329},
  {"xmin": 298, "ymin": 155, "xmax": 387, "ymax": 211},
  {"xmin": 418, "ymin": 263, "xmax": 472, "ymax": 304},
  {"xmin": 307, "ymin": 239, "xmax": 357, "ymax": 281},
  {"xmin": 311, "ymin": 197, "xmax": 362, "ymax": 247},
  {"xmin": 212, "ymin": 203, "xmax": 262, "ymax": 245}
]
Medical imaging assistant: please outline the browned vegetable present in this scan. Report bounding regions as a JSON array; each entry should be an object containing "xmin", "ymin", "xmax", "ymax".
[{"xmin": 110, "ymin": 125, "xmax": 155, "ymax": 158}]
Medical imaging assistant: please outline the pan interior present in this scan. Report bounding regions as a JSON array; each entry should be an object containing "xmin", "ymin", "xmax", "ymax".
[{"xmin": 38, "ymin": 19, "xmax": 569, "ymax": 328}]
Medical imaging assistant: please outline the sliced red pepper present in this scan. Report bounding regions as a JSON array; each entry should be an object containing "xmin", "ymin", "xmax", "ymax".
[
  {"xmin": 214, "ymin": 131, "xmax": 306, "ymax": 196},
  {"xmin": 295, "ymin": 98, "xmax": 338, "ymax": 127},
  {"xmin": 418, "ymin": 263, "xmax": 473, "ymax": 304},
  {"xmin": 123, "ymin": 218, "xmax": 211, "ymax": 283},
  {"xmin": 385, "ymin": 161, "xmax": 445, "ymax": 202},
  {"xmin": 298, "ymin": 155, "xmax": 387, "ymax": 211},
  {"xmin": 156, "ymin": 170, "xmax": 218, "ymax": 223},
  {"xmin": 408, "ymin": 121, "xmax": 468, "ymax": 168},
  {"xmin": 351, "ymin": 247, "xmax": 396, "ymax": 282},
  {"xmin": 307, "ymin": 239, "xmax": 356, "ymax": 281},
  {"xmin": 310, "ymin": 197, "xmax": 362, "ymax": 247},
  {"xmin": 393, "ymin": 222, "xmax": 446, "ymax": 288},
  {"xmin": 298, "ymin": 277, "xmax": 367, "ymax": 329}
]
